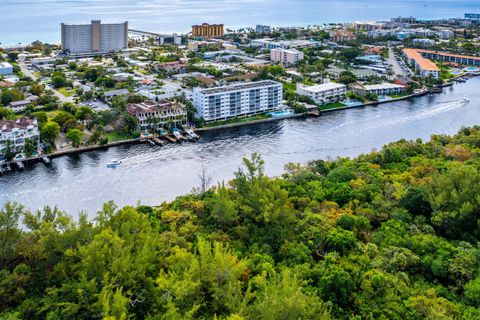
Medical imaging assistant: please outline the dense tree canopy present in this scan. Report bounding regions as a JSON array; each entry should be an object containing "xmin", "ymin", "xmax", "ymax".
[{"xmin": 3, "ymin": 126, "xmax": 480, "ymax": 319}]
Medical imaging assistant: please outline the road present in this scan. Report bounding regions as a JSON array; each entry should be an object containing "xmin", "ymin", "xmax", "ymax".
[{"xmin": 387, "ymin": 48, "xmax": 407, "ymax": 77}]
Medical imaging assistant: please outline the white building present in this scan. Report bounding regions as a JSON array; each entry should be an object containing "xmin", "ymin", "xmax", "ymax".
[
  {"xmin": 0, "ymin": 62, "xmax": 13, "ymax": 76},
  {"xmin": 0, "ymin": 118, "xmax": 39, "ymax": 155},
  {"xmin": 354, "ymin": 83, "xmax": 406, "ymax": 96},
  {"xmin": 193, "ymin": 80, "xmax": 283, "ymax": 121},
  {"xmin": 412, "ymin": 38, "xmax": 436, "ymax": 47},
  {"xmin": 61, "ymin": 20, "xmax": 128, "ymax": 55},
  {"xmin": 296, "ymin": 82, "xmax": 347, "ymax": 105},
  {"xmin": 270, "ymin": 48, "xmax": 304, "ymax": 65},
  {"xmin": 251, "ymin": 38, "xmax": 316, "ymax": 50}
]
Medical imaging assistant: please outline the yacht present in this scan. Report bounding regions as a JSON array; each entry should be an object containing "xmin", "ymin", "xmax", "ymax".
[{"xmin": 107, "ymin": 160, "xmax": 122, "ymax": 168}]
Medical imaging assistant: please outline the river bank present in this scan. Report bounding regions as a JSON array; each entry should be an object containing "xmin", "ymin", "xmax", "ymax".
[
  {"xmin": 0, "ymin": 79, "xmax": 471, "ymax": 173},
  {"xmin": 2, "ymin": 76, "xmax": 479, "ymax": 215}
]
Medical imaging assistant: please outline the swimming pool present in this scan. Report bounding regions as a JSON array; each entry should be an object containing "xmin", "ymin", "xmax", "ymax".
[{"xmin": 269, "ymin": 110, "xmax": 294, "ymax": 118}]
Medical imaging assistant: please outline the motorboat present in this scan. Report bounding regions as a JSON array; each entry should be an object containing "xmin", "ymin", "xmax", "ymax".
[
  {"xmin": 461, "ymin": 98, "xmax": 470, "ymax": 103},
  {"xmin": 107, "ymin": 160, "xmax": 122, "ymax": 168}
]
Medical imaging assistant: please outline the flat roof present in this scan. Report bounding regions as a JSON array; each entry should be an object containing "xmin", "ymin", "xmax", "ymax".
[
  {"xmin": 363, "ymin": 83, "xmax": 405, "ymax": 90},
  {"xmin": 299, "ymin": 82, "xmax": 346, "ymax": 93},
  {"xmin": 196, "ymin": 80, "xmax": 281, "ymax": 95},
  {"xmin": 0, "ymin": 62, "xmax": 13, "ymax": 68}
]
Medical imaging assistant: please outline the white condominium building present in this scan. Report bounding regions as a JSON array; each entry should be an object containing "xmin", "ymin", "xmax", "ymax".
[
  {"xmin": 61, "ymin": 20, "xmax": 128, "ymax": 55},
  {"xmin": 193, "ymin": 80, "xmax": 283, "ymax": 121},
  {"xmin": 270, "ymin": 48, "xmax": 304, "ymax": 65},
  {"xmin": 296, "ymin": 82, "xmax": 347, "ymax": 105}
]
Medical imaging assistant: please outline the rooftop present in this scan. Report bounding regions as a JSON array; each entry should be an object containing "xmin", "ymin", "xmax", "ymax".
[
  {"xmin": 195, "ymin": 80, "xmax": 281, "ymax": 95},
  {"xmin": 0, "ymin": 62, "xmax": 13, "ymax": 69},
  {"xmin": 127, "ymin": 100, "xmax": 185, "ymax": 115},
  {"xmin": 0, "ymin": 118, "xmax": 37, "ymax": 133},
  {"xmin": 362, "ymin": 83, "xmax": 405, "ymax": 90},
  {"xmin": 299, "ymin": 82, "xmax": 346, "ymax": 93},
  {"xmin": 403, "ymin": 48, "xmax": 439, "ymax": 71}
]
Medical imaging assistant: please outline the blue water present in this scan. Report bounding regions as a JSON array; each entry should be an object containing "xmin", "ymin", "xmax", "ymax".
[{"xmin": 0, "ymin": 0, "xmax": 478, "ymax": 45}]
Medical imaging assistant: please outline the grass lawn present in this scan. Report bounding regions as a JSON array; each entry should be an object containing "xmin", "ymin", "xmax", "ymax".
[
  {"xmin": 58, "ymin": 87, "xmax": 74, "ymax": 97},
  {"xmin": 282, "ymin": 81, "xmax": 296, "ymax": 92},
  {"xmin": 390, "ymin": 93, "xmax": 410, "ymax": 99},
  {"xmin": 137, "ymin": 69, "xmax": 151, "ymax": 76},
  {"xmin": 205, "ymin": 114, "xmax": 271, "ymax": 128},
  {"xmin": 106, "ymin": 132, "xmax": 134, "ymax": 143},
  {"xmin": 318, "ymin": 102, "xmax": 347, "ymax": 110}
]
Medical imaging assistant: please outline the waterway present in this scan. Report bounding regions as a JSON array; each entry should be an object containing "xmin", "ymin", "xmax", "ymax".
[{"xmin": 1, "ymin": 78, "xmax": 480, "ymax": 216}]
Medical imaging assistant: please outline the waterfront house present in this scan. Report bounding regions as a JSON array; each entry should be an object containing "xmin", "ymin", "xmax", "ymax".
[
  {"xmin": 127, "ymin": 100, "xmax": 187, "ymax": 131},
  {"xmin": 0, "ymin": 118, "xmax": 39, "ymax": 155}
]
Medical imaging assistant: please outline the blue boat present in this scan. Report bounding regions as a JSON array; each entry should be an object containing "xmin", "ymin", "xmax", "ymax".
[{"xmin": 107, "ymin": 160, "xmax": 122, "ymax": 168}]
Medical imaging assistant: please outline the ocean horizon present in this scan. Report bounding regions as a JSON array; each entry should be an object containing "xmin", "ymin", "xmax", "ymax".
[{"xmin": 0, "ymin": 0, "xmax": 478, "ymax": 45}]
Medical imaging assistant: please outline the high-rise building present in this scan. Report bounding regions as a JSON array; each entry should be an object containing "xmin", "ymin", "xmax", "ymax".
[
  {"xmin": 61, "ymin": 20, "xmax": 128, "ymax": 55},
  {"xmin": 192, "ymin": 23, "xmax": 224, "ymax": 38},
  {"xmin": 256, "ymin": 25, "xmax": 271, "ymax": 33},
  {"xmin": 465, "ymin": 13, "xmax": 480, "ymax": 21},
  {"xmin": 193, "ymin": 81, "xmax": 283, "ymax": 121}
]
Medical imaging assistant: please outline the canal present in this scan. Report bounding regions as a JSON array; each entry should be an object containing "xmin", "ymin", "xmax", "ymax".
[{"xmin": 1, "ymin": 78, "xmax": 480, "ymax": 217}]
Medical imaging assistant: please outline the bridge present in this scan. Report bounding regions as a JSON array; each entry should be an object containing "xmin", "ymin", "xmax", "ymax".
[
  {"xmin": 128, "ymin": 29, "xmax": 183, "ymax": 45},
  {"xmin": 128, "ymin": 29, "xmax": 164, "ymax": 37}
]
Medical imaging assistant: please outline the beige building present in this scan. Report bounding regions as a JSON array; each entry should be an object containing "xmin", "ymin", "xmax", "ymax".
[
  {"xmin": 270, "ymin": 48, "xmax": 304, "ymax": 65},
  {"xmin": 61, "ymin": 20, "xmax": 128, "ymax": 55},
  {"xmin": 127, "ymin": 100, "xmax": 187, "ymax": 131},
  {"xmin": 192, "ymin": 23, "xmax": 224, "ymax": 38},
  {"xmin": 187, "ymin": 40, "xmax": 221, "ymax": 52}
]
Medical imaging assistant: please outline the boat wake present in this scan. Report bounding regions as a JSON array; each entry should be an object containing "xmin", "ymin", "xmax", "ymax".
[{"xmin": 326, "ymin": 99, "xmax": 469, "ymax": 135}]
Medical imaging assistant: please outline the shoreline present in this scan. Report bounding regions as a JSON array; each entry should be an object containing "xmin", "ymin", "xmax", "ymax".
[{"xmin": 0, "ymin": 81, "xmax": 464, "ymax": 170}]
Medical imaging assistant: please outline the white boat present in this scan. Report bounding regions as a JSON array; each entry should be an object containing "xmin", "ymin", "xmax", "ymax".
[
  {"xmin": 107, "ymin": 160, "xmax": 122, "ymax": 168},
  {"xmin": 461, "ymin": 98, "xmax": 470, "ymax": 103}
]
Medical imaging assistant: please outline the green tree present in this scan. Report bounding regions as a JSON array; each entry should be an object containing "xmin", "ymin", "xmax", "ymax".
[
  {"xmin": 40, "ymin": 121, "xmax": 60, "ymax": 145},
  {"xmin": 66, "ymin": 128, "xmax": 84, "ymax": 147}
]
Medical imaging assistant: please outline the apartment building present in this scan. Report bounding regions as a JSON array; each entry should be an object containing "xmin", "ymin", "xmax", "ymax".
[
  {"xmin": 416, "ymin": 49, "xmax": 480, "ymax": 66},
  {"xmin": 354, "ymin": 83, "xmax": 406, "ymax": 96},
  {"xmin": 61, "ymin": 20, "xmax": 128, "ymax": 55},
  {"xmin": 296, "ymin": 82, "xmax": 347, "ymax": 105},
  {"xmin": 354, "ymin": 21, "xmax": 385, "ymax": 31},
  {"xmin": 251, "ymin": 39, "xmax": 316, "ymax": 50},
  {"xmin": 270, "ymin": 48, "xmax": 304, "ymax": 65},
  {"xmin": 0, "ymin": 62, "xmax": 13, "ymax": 75},
  {"xmin": 328, "ymin": 30, "xmax": 357, "ymax": 43},
  {"xmin": 256, "ymin": 25, "xmax": 272, "ymax": 33},
  {"xmin": 402, "ymin": 49, "xmax": 440, "ymax": 79},
  {"xmin": 193, "ymin": 80, "xmax": 283, "ymax": 121},
  {"xmin": 187, "ymin": 40, "xmax": 222, "ymax": 52},
  {"xmin": 126, "ymin": 100, "xmax": 187, "ymax": 131},
  {"xmin": 0, "ymin": 118, "xmax": 39, "ymax": 155},
  {"xmin": 192, "ymin": 23, "xmax": 224, "ymax": 38}
]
